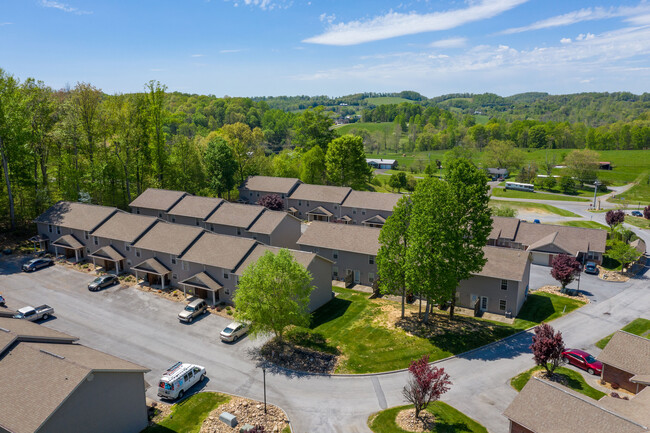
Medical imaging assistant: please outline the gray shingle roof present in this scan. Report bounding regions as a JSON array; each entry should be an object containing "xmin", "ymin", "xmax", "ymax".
[
  {"xmin": 476, "ymin": 246, "xmax": 530, "ymax": 282},
  {"xmin": 489, "ymin": 216, "xmax": 521, "ymax": 240},
  {"xmin": 289, "ymin": 183, "xmax": 352, "ymax": 204},
  {"xmin": 128, "ymin": 188, "xmax": 187, "ymax": 212},
  {"xmin": 205, "ymin": 202, "xmax": 265, "ymax": 229},
  {"xmin": 503, "ymin": 377, "xmax": 647, "ymax": 433},
  {"xmin": 597, "ymin": 331, "xmax": 650, "ymax": 376},
  {"xmin": 248, "ymin": 210, "xmax": 298, "ymax": 235},
  {"xmin": 131, "ymin": 257, "xmax": 171, "ymax": 275},
  {"xmin": 241, "ymin": 175, "xmax": 302, "ymax": 195},
  {"xmin": 341, "ymin": 190, "xmax": 402, "ymax": 212},
  {"xmin": 132, "ymin": 221, "xmax": 203, "ymax": 256},
  {"xmin": 89, "ymin": 245, "xmax": 125, "ymax": 261},
  {"xmin": 52, "ymin": 234, "xmax": 85, "ymax": 250},
  {"xmin": 91, "ymin": 212, "xmax": 158, "ymax": 243},
  {"xmin": 180, "ymin": 231, "xmax": 258, "ymax": 271},
  {"xmin": 234, "ymin": 244, "xmax": 327, "ymax": 276},
  {"xmin": 297, "ymin": 222, "xmax": 380, "ymax": 256},
  {"xmin": 167, "ymin": 195, "xmax": 224, "ymax": 219},
  {"xmin": 34, "ymin": 201, "xmax": 118, "ymax": 232}
]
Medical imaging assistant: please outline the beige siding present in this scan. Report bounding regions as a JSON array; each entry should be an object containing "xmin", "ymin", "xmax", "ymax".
[
  {"xmin": 306, "ymin": 257, "xmax": 334, "ymax": 311},
  {"xmin": 299, "ymin": 245, "xmax": 377, "ymax": 286},
  {"xmin": 457, "ymin": 275, "xmax": 524, "ymax": 316},
  {"xmin": 268, "ymin": 217, "xmax": 301, "ymax": 249}
]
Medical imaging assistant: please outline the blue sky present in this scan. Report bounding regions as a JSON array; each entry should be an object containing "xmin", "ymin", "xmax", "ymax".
[{"xmin": 1, "ymin": 0, "xmax": 650, "ymax": 97}]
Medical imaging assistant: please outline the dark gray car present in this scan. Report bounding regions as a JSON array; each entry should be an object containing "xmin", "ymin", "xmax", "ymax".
[
  {"xmin": 88, "ymin": 275, "xmax": 119, "ymax": 291},
  {"xmin": 22, "ymin": 258, "xmax": 54, "ymax": 272}
]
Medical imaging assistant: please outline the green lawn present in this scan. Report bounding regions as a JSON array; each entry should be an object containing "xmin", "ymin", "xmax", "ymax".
[
  {"xmin": 143, "ymin": 392, "xmax": 230, "ymax": 433},
  {"xmin": 625, "ymin": 215, "xmax": 650, "ymax": 230},
  {"xmin": 490, "ymin": 200, "xmax": 582, "ymax": 217},
  {"xmin": 365, "ymin": 96, "xmax": 414, "ymax": 105},
  {"xmin": 615, "ymin": 173, "xmax": 650, "ymax": 203},
  {"xmin": 558, "ymin": 220, "xmax": 609, "ymax": 230},
  {"xmin": 296, "ymin": 288, "xmax": 584, "ymax": 374},
  {"xmin": 595, "ymin": 318, "xmax": 650, "ymax": 349},
  {"xmin": 491, "ymin": 187, "xmax": 589, "ymax": 202},
  {"xmin": 368, "ymin": 402, "xmax": 488, "ymax": 433},
  {"xmin": 339, "ymin": 122, "xmax": 395, "ymax": 135},
  {"xmin": 510, "ymin": 366, "xmax": 606, "ymax": 400}
]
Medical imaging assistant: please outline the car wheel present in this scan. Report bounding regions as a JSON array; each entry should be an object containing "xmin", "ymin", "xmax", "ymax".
[
  {"xmin": 588, "ymin": 368, "xmax": 595, "ymax": 375},
  {"xmin": 188, "ymin": 316, "xmax": 193, "ymax": 323},
  {"xmin": 563, "ymin": 356, "xmax": 569, "ymax": 363},
  {"xmin": 200, "ymin": 374, "xmax": 205, "ymax": 382},
  {"xmin": 178, "ymin": 390, "xmax": 184, "ymax": 399},
  {"xmin": 42, "ymin": 314, "xmax": 49, "ymax": 320}
]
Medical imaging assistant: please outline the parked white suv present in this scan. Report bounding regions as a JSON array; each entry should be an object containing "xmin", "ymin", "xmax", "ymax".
[{"xmin": 157, "ymin": 362, "xmax": 206, "ymax": 400}]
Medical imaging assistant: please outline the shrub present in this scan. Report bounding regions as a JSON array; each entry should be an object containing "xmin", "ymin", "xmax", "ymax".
[
  {"xmin": 612, "ymin": 383, "xmax": 619, "ymax": 389},
  {"xmin": 530, "ymin": 323, "xmax": 565, "ymax": 375},
  {"xmin": 257, "ymin": 194, "xmax": 283, "ymax": 211},
  {"xmin": 227, "ymin": 310, "xmax": 233, "ymax": 316},
  {"xmin": 643, "ymin": 205, "xmax": 650, "ymax": 220}
]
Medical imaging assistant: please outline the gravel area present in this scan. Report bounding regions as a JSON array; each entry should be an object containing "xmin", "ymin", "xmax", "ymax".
[
  {"xmin": 536, "ymin": 285, "xmax": 590, "ymax": 303},
  {"xmin": 200, "ymin": 396, "xmax": 289, "ymax": 433},
  {"xmin": 395, "ymin": 408, "xmax": 436, "ymax": 432}
]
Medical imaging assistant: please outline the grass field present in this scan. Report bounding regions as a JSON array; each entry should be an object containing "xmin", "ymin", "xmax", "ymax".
[
  {"xmin": 365, "ymin": 96, "xmax": 414, "ymax": 105},
  {"xmin": 295, "ymin": 288, "xmax": 584, "ymax": 374},
  {"xmin": 368, "ymin": 402, "xmax": 488, "ymax": 433},
  {"xmin": 143, "ymin": 392, "xmax": 230, "ymax": 433},
  {"xmin": 490, "ymin": 200, "xmax": 582, "ymax": 217},
  {"xmin": 491, "ymin": 187, "xmax": 590, "ymax": 202},
  {"xmin": 558, "ymin": 220, "xmax": 609, "ymax": 230},
  {"xmin": 595, "ymin": 318, "xmax": 650, "ymax": 349},
  {"xmin": 338, "ymin": 122, "xmax": 395, "ymax": 135},
  {"xmin": 510, "ymin": 366, "xmax": 606, "ymax": 400},
  {"xmin": 615, "ymin": 172, "xmax": 650, "ymax": 204},
  {"xmin": 625, "ymin": 215, "xmax": 650, "ymax": 230}
]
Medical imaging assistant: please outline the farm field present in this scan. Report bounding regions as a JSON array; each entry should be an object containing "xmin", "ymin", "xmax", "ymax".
[
  {"xmin": 365, "ymin": 96, "xmax": 414, "ymax": 105},
  {"xmin": 491, "ymin": 187, "xmax": 589, "ymax": 202},
  {"xmin": 338, "ymin": 122, "xmax": 395, "ymax": 136},
  {"xmin": 490, "ymin": 200, "xmax": 582, "ymax": 217}
]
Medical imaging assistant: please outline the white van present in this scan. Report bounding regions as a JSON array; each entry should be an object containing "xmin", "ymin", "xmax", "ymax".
[{"xmin": 157, "ymin": 362, "xmax": 206, "ymax": 400}]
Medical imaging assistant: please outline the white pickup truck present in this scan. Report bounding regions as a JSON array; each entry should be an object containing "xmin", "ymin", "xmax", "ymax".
[{"xmin": 14, "ymin": 305, "xmax": 54, "ymax": 321}]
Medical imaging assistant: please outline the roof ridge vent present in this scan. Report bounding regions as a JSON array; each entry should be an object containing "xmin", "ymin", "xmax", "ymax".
[{"xmin": 40, "ymin": 349, "xmax": 65, "ymax": 359}]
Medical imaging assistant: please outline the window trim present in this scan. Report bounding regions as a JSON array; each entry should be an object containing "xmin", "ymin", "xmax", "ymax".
[{"xmin": 501, "ymin": 279, "xmax": 508, "ymax": 290}]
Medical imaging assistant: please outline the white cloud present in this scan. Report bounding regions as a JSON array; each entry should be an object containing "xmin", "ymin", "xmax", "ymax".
[
  {"xmin": 40, "ymin": 0, "xmax": 92, "ymax": 15},
  {"xmin": 0, "ymin": 22, "xmax": 12, "ymax": 26},
  {"xmin": 430, "ymin": 37, "xmax": 467, "ymax": 48},
  {"xmin": 560, "ymin": 38, "xmax": 572, "ymax": 44},
  {"xmin": 501, "ymin": 3, "xmax": 650, "ymax": 34},
  {"xmin": 228, "ymin": 0, "xmax": 290, "ymax": 10},
  {"xmin": 190, "ymin": 54, "xmax": 205, "ymax": 57},
  {"xmin": 303, "ymin": 0, "xmax": 528, "ymax": 46},
  {"xmin": 319, "ymin": 13, "xmax": 336, "ymax": 24},
  {"xmin": 576, "ymin": 33, "xmax": 595, "ymax": 41},
  {"xmin": 219, "ymin": 49, "xmax": 242, "ymax": 53}
]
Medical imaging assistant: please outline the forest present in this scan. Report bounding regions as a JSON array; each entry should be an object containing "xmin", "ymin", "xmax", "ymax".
[{"xmin": 1, "ymin": 67, "xmax": 649, "ymax": 232}]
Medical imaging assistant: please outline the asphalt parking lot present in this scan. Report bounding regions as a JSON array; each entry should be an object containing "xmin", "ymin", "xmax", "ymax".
[{"xmin": 0, "ymin": 255, "xmax": 264, "ymax": 401}]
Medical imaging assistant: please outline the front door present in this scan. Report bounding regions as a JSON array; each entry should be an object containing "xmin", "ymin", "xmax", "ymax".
[
  {"xmin": 354, "ymin": 270, "xmax": 360, "ymax": 284},
  {"xmin": 480, "ymin": 296, "xmax": 488, "ymax": 311}
]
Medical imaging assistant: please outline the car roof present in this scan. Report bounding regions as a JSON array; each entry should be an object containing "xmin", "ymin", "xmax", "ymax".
[
  {"xmin": 225, "ymin": 321, "xmax": 242, "ymax": 328},
  {"xmin": 567, "ymin": 349, "xmax": 592, "ymax": 357},
  {"xmin": 187, "ymin": 298, "xmax": 205, "ymax": 307}
]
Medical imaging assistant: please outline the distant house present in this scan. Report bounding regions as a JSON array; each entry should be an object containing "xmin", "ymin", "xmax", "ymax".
[
  {"xmin": 504, "ymin": 377, "xmax": 649, "ymax": 433},
  {"xmin": 599, "ymin": 161, "xmax": 612, "ymax": 170},
  {"xmin": 129, "ymin": 188, "xmax": 188, "ymax": 219},
  {"xmin": 34, "ymin": 201, "xmax": 119, "ymax": 263},
  {"xmin": 340, "ymin": 190, "xmax": 402, "ymax": 227},
  {"xmin": 287, "ymin": 184, "xmax": 352, "ymax": 222},
  {"xmin": 0, "ymin": 318, "xmax": 149, "ymax": 433},
  {"xmin": 488, "ymin": 217, "xmax": 607, "ymax": 266},
  {"xmin": 238, "ymin": 175, "xmax": 302, "ymax": 207},
  {"xmin": 366, "ymin": 158, "xmax": 397, "ymax": 170},
  {"xmin": 486, "ymin": 168, "xmax": 509, "ymax": 180},
  {"xmin": 597, "ymin": 331, "xmax": 650, "ymax": 394}
]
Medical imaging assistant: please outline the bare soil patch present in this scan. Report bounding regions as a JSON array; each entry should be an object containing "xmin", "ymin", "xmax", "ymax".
[
  {"xmin": 598, "ymin": 267, "xmax": 631, "ymax": 282},
  {"xmin": 259, "ymin": 338, "xmax": 339, "ymax": 374},
  {"xmin": 200, "ymin": 396, "xmax": 289, "ymax": 433},
  {"xmin": 146, "ymin": 399, "xmax": 172, "ymax": 424},
  {"xmin": 395, "ymin": 408, "xmax": 436, "ymax": 432}
]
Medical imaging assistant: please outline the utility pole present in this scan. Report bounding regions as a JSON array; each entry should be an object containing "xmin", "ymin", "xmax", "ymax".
[
  {"xmin": 593, "ymin": 180, "xmax": 601, "ymax": 209},
  {"xmin": 262, "ymin": 367, "xmax": 267, "ymax": 414}
]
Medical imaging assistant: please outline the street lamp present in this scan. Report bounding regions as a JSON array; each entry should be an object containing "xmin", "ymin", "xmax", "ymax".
[
  {"xmin": 262, "ymin": 367, "xmax": 267, "ymax": 414},
  {"xmin": 593, "ymin": 180, "xmax": 601, "ymax": 209}
]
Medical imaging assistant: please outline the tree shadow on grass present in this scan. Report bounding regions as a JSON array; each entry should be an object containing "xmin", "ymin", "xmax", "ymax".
[
  {"xmin": 433, "ymin": 421, "xmax": 481, "ymax": 433},
  {"xmin": 515, "ymin": 294, "xmax": 554, "ymax": 323},
  {"xmin": 310, "ymin": 297, "xmax": 352, "ymax": 328}
]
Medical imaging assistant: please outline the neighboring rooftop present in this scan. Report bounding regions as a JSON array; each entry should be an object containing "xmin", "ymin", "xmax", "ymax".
[
  {"xmin": 503, "ymin": 378, "xmax": 647, "ymax": 433},
  {"xmin": 132, "ymin": 221, "xmax": 203, "ymax": 256},
  {"xmin": 34, "ymin": 201, "xmax": 118, "ymax": 232},
  {"xmin": 241, "ymin": 175, "xmax": 302, "ymax": 195},
  {"xmin": 489, "ymin": 216, "xmax": 521, "ymax": 240},
  {"xmin": 91, "ymin": 212, "xmax": 158, "ymax": 243},
  {"xmin": 597, "ymin": 331, "xmax": 650, "ymax": 377},
  {"xmin": 248, "ymin": 210, "xmax": 297, "ymax": 235},
  {"xmin": 234, "ymin": 244, "xmax": 327, "ymax": 275},
  {"xmin": 289, "ymin": 183, "xmax": 352, "ymax": 204},
  {"xmin": 205, "ymin": 202, "xmax": 265, "ymax": 229},
  {"xmin": 342, "ymin": 190, "xmax": 402, "ymax": 212},
  {"xmin": 297, "ymin": 222, "xmax": 380, "ymax": 256},
  {"xmin": 477, "ymin": 246, "xmax": 530, "ymax": 282},
  {"xmin": 167, "ymin": 195, "xmax": 224, "ymax": 220},
  {"xmin": 128, "ymin": 188, "xmax": 187, "ymax": 212},
  {"xmin": 180, "ymin": 231, "xmax": 258, "ymax": 271}
]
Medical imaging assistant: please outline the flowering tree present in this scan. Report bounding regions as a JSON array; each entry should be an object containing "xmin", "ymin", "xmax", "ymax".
[
  {"xmin": 257, "ymin": 193, "xmax": 283, "ymax": 211},
  {"xmin": 605, "ymin": 209, "xmax": 625, "ymax": 229},
  {"xmin": 551, "ymin": 254, "xmax": 581, "ymax": 292},
  {"xmin": 643, "ymin": 205, "xmax": 650, "ymax": 220},
  {"xmin": 530, "ymin": 323, "xmax": 565, "ymax": 375},
  {"xmin": 402, "ymin": 355, "xmax": 452, "ymax": 419}
]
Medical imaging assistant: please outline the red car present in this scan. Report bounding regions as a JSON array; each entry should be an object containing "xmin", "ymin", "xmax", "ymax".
[{"xmin": 562, "ymin": 349, "xmax": 602, "ymax": 375}]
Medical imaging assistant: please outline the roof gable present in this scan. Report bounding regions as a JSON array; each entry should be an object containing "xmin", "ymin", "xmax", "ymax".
[
  {"xmin": 297, "ymin": 222, "xmax": 381, "ymax": 256},
  {"xmin": 205, "ymin": 202, "xmax": 265, "ymax": 229},
  {"xmin": 128, "ymin": 188, "xmax": 187, "ymax": 212},
  {"xmin": 34, "ymin": 201, "xmax": 118, "ymax": 232},
  {"xmin": 180, "ymin": 231, "xmax": 258, "ymax": 271},
  {"xmin": 241, "ymin": 176, "xmax": 301, "ymax": 195},
  {"xmin": 167, "ymin": 195, "xmax": 224, "ymax": 219},
  {"xmin": 132, "ymin": 221, "xmax": 203, "ymax": 256},
  {"xmin": 598, "ymin": 331, "xmax": 650, "ymax": 376}
]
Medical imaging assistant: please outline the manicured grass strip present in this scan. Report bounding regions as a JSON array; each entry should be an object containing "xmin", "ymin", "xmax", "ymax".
[
  {"xmin": 624, "ymin": 216, "xmax": 650, "ymax": 230},
  {"xmin": 558, "ymin": 220, "xmax": 609, "ymax": 230},
  {"xmin": 513, "ymin": 292, "xmax": 586, "ymax": 330},
  {"xmin": 510, "ymin": 366, "xmax": 606, "ymax": 400},
  {"xmin": 143, "ymin": 392, "xmax": 230, "ymax": 433},
  {"xmin": 491, "ymin": 188, "xmax": 589, "ymax": 202},
  {"xmin": 595, "ymin": 318, "xmax": 650, "ymax": 349},
  {"xmin": 490, "ymin": 200, "xmax": 582, "ymax": 217},
  {"xmin": 615, "ymin": 172, "xmax": 650, "ymax": 203},
  {"xmin": 368, "ymin": 402, "xmax": 488, "ymax": 433}
]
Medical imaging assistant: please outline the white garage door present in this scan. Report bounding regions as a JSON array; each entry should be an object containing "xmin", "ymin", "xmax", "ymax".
[{"xmin": 531, "ymin": 252, "xmax": 551, "ymax": 266}]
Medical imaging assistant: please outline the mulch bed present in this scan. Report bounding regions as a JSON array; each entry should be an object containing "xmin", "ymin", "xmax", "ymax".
[
  {"xmin": 259, "ymin": 338, "xmax": 339, "ymax": 374},
  {"xmin": 395, "ymin": 408, "xmax": 436, "ymax": 432},
  {"xmin": 536, "ymin": 285, "xmax": 590, "ymax": 303},
  {"xmin": 200, "ymin": 396, "xmax": 289, "ymax": 433}
]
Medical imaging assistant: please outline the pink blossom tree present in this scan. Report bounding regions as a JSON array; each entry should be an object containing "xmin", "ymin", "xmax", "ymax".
[
  {"xmin": 402, "ymin": 355, "xmax": 452, "ymax": 419},
  {"xmin": 605, "ymin": 209, "xmax": 625, "ymax": 229},
  {"xmin": 643, "ymin": 205, "xmax": 650, "ymax": 220},
  {"xmin": 257, "ymin": 193, "xmax": 283, "ymax": 211},
  {"xmin": 551, "ymin": 254, "xmax": 581, "ymax": 292},
  {"xmin": 530, "ymin": 323, "xmax": 565, "ymax": 375}
]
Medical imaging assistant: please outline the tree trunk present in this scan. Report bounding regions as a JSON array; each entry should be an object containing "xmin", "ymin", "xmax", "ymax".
[
  {"xmin": 449, "ymin": 296, "xmax": 456, "ymax": 320},
  {"xmin": 401, "ymin": 286, "xmax": 405, "ymax": 319},
  {"xmin": 418, "ymin": 296, "xmax": 422, "ymax": 319},
  {"xmin": 423, "ymin": 298, "xmax": 430, "ymax": 324},
  {"xmin": 0, "ymin": 137, "xmax": 16, "ymax": 229}
]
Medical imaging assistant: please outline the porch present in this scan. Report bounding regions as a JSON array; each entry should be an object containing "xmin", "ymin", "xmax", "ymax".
[
  {"xmin": 131, "ymin": 257, "xmax": 172, "ymax": 291},
  {"xmin": 29, "ymin": 234, "xmax": 49, "ymax": 253},
  {"xmin": 307, "ymin": 206, "xmax": 333, "ymax": 222},
  {"xmin": 362, "ymin": 215, "xmax": 386, "ymax": 228},
  {"xmin": 179, "ymin": 271, "xmax": 223, "ymax": 306},
  {"xmin": 52, "ymin": 234, "xmax": 85, "ymax": 263},
  {"xmin": 89, "ymin": 245, "xmax": 126, "ymax": 275}
]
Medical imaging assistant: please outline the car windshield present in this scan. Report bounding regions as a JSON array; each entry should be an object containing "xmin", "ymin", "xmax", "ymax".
[
  {"xmin": 223, "ymin": 327, "xmax": 234, "ymax": 334},
  {"xmin": 27, "ymin": 260, "xmax": 37, "ymax": 265},
  {"xmin": 184, "ymin": 305, "xmax": 195, "ymax": 312},
  {"xmin": 13, "ymin": 313, "xmax": 24, "ymax": 319},
  {"xmin": 92, "ymin": 277, "xmax": 102, "ymax": 283},
  {"xmin": 586, "ymin": 355, "xmax": 596, "ymax": 363}
]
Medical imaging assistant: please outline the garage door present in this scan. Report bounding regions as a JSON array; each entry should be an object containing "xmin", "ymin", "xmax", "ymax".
[{"xmin": 531, "ymin": 252, "xmax": 551, "ymax": 266}]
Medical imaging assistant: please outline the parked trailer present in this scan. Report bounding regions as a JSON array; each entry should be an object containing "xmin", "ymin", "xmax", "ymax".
[{"xmin": 505, "ymin": 182, "xmax": 535, "ymax": 192}]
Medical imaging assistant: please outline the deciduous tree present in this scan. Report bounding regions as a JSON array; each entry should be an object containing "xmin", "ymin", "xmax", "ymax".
[
  {"xmin": 482, "ymin": 140, "xmax": 524, "ymax": 170},
  {"xmin": 605, "ymin": 209, "xmax": 625, "ymax": 229},
  {"xmin": 325, "ymin": 135, "xmax": 372, "ymax": 188},
  {"xmin": 530, "ymin": 323, "xmax": 565, "ymax": 375},
  {"xmin": 550, "ymin": 254, "xmax": 581, "ymax": 291},
  {"xmin": 292, "ymin": 106, "xmax": 337, "ymax": 150},
  {"xmin": 388, "ymin": 172, "xmax": 407, "ymax": 192},
  {"xmin": 565, "ymin": 149, "xmax": 600, "ymax": 186},
  {"xmin": 608, "ymin": 241, "xmax": 640, "ymax": 271},
  {"xmin": 258, "ymin": 193, "xmax": 283, "ymax": 211},
  {"xmin": 300, "ymin": 145, "xmax": 326, "ymax": 184},
  {"xmin": 402, "ymin": 355, "xmax": 451, "ymax": 419},
  {"xmin": 219, "ymin": 122, "xmax": 264, "ymax": 184},
  {"xmin": 204, "ymin": 136, "xmax": 237, "ymax": 199},
  {"xmin": 644, "ymin": 205, "xmax": 650, "ymax": 220},
  {"xmin": 234, "ymin": 249, "xmax": 313, "ymax": 340}
]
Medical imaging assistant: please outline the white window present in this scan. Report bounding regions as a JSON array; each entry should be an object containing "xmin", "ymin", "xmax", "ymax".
[
  {"xmin": 298, "ymin": 200, "xmax": 302, "ymax": 206},
  {"xmin": 369, "ymin": 256, "xmax": 375, "ymax": 265},
  {"xmin": 224, "ymin": 271, "xmax": 229, "ymax": 280},
  {"xmin": 195, "ymin": 219, "xmax": 200, "ymax": 226},
  {"xmin": 256, "ymin": 192, "xmax": 260, "ymax": 197},
  {"xmin": 480, "ymin": 296, "xmax": 488, "ymax": 311},
  {"xmin": 501, "ymin": 280, "xmax": 508, "ymax": 290},
  {"xmin": 237, "ymin": 228, "xmax": 242, "ymax": 236},
  {"xmin": 368, "ymin": 273, "xmax": 375, "ymax": 283},
  {"xmin": 281, "ymin": 194, "xmax": 285, "ymax": 199},
  {"xmin": 171, "ymin": 255, "xmax": 177, "ymax": 265},
  {"xmin": 136, "ymin": 209, "xmax": 140, "ymax": 214},
  {"xmin": 353, "ymin": 208, "xmax": 357, "ymax": 214},
  {"xmin": 86, "ymin": 248, "xmax": 90, "ymax": 253},
  {"xmin": 127, "ymin": 260, "xmax": 132, "ymax": 266},
  {"xmin": 334, "ymin": 205, "xmax": 338, "ymax": 209},
  {"xmin": 499, "ymin": 299, "xmax": 507, "ymax": 311},
  {"xmin": 252, "ymin": 235, "xmax": 257, "ymax": 240},
  {"xmin": 48, "ymin": 224, "xmax": 52, "ymax": 233},
  {"xmin": 158, "ymin": 212, "xmax": 162, "ymax": 218},
  {"xmin": 225, "ymin": 288, "xmax": 230, "ymax": 295},
  {"xmin": 210, "ymin": 224, "xmax": 214, "ymax": 231},
  {"xmin": 333, "ymin": 266, "xmax": 338, "ymax": 277},
  {"xmin": 362, "ymin": 209, "xmax": 366, "ymax": 215},
  {"xmin": 307, "ymin": 201, "xmax": 310, "ymax": 207},
  {"xmin": 181, "ymin": 261, "xmax": 188, "ymax": 271},
  {"xmin": 172, "ymin": 273, "xmax": 178, "ymax": 280},
  {"xmin": 135, "ymin": 249, "xmax": 141, "ymax": 258},
  {"xmin": 333, "ymin": 250, "xmax": 338, "ymax": 260},
  {"xmin": 109, "ymin": 239, "xmax": 113, "ymax": 245}
]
